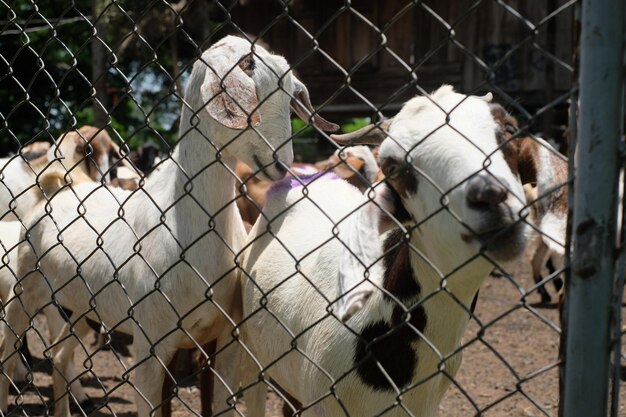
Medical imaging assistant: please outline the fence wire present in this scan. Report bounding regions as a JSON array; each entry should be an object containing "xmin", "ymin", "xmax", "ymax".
[{"xmin": 0, "ymin": 1, "xmax": 619, "ymax": 417}]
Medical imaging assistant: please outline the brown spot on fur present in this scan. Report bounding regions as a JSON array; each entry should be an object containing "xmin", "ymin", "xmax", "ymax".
[
  {"xmin": 517, "ymin": 138, "xmax": 540, "ymax": 185},
  {"xmin": 110, "ymin": 178, "xmax": 139, "ymax": 191},
  {"xmin": 316, "ymin": 153, "xmax": 370, "ymax": 192},
  {"xmin": 518, "ymin": 137, "xmax": 568, "ymax": 216},
  {"xmin": 36, "ymin": 167, "xmax": 92, "ymax": 201},
  {"xmin": 234, "ymin": 161, "xmax": 272, "ymax": 226},
  {"xmin": 378, "ymin": 183, "xmax": 412, "ymax": 230},
  {"xmin": 490, "ymin": 104, "xmax": 520, "ymax": 177},
  {"xmin": 53, "ymin": 126, "xmax": 117, "ymax": 182},
  {"xmin": 354, "ymin": 230, "xmax": 426, "ymax": 391},
  {"xmin": 74, "ymin": 126, "xmax": 114, "ymax": 180},
  {"xmin": 353, "ymin": 307, "xmax": 425, "ymax": 391},
  {"xmin": 382, "ymin": 228, "xmax": 420, "ymax": 301}
]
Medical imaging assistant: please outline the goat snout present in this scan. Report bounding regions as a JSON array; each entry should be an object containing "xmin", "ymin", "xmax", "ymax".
[
  {"xmin": 462, "ymin": 174, "xmax": 527, "ymax": 261},
  {"xmin": 252, "ymin": 154, "xmax": 291, "ymax": 181},
  {"xmin": 466, "ymin": 175, "xmax": 508, "ymax": 210},
  {"xmin": 274, "ymin": 160, "xmax": 288, "ymax": 177}
]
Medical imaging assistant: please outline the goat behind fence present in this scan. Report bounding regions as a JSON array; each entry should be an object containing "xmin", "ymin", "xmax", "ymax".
[{"xmin": 0, "ymin": 1, "xmax": 623, "ymax": 417}]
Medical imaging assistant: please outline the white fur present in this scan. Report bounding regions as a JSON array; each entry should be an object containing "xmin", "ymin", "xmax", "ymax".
[
  {"xmin": 240, "ymin": 86, "xmax": 553, "ymax": 417},
  {"xmin": 0, "ymin": 35, "xmax": 303, "ymax": 417},
  {"xmin": 0, "ymin": 221, "xmax": 26, "ymax": 381},
  {"xmin": 0, "ymin": 132, "xmax": 134, "ymax": 406},
  {"xmin": 0, "ymin": 157, "xmax": 43, "ymax": 222}
]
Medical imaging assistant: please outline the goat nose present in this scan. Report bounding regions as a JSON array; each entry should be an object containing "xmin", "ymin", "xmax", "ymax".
[
  {"xmin": 466, "ymin": 175, "xmax": 508, "ymax": 209},
  {"xmin": 274, "ymin": 161, "xmax": 288, "ymax": 177}
]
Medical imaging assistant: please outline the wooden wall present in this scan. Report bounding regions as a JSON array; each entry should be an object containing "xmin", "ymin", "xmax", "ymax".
[{"xmin": 228, "ymin": 0, "xmax": 576, "ymax": 120}]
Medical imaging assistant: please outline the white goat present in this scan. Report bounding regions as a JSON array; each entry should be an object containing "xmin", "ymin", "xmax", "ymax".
[
  {"xmin": 0, "ymin": 128, "xmax": 136, "ymax": 408},
  {"xmin": 239, "ymin": 86, "xmax": 568, "ymax": 417},
  {"xmin": 0, "ymin": 35, "xmax": 336, "ymax": 417}
]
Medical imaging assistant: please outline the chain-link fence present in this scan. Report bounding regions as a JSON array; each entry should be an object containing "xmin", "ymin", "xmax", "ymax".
[{"xmin": 0, "ymin": 1, "xmax": 622, "ymax": 417}]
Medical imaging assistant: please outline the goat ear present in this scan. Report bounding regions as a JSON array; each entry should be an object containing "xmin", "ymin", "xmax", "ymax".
[
  {"xmin": 490, "ymin": 104, "xmax": 568, "ymax": 254},
  {"xmin": 49, "ymin": 131, "xmax": 78, "ymax": 162},
  {"xmin": 334, "ymin": 155, "xmax": 365, "ymax": 180},
  {"xmin": 75, "ymin": 126, "xmax": 112, "ymax": 181},
  {"xmin": 336, "ymin": 200, "xmax": 386, "ymax": 322},
  {"xmin": 290, "ymin": 77, "xmax": 339, "ymax": 132},
  {"xmin": 201, "ymin": 54, "xmax": 262, "ymax": 130}
]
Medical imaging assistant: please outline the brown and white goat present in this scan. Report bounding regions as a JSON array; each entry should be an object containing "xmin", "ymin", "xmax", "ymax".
[
  {"xmin": 0, "ymin": 126, "xmax": 141, "ymax": 410},
  {"xmin": 0, "ymin": 126, "xmax": 136, "ymax": 221},
  {"xmin": 522, "ymin": 161, "xmax": 568, "ymax": 304},
  {"xmin": 238, "ymin": 86, "xmax": 568, "ymax": 417}
]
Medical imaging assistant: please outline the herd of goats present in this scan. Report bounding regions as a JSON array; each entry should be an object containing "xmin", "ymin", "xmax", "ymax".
[{"xmin": 0, "ymin": 35, "xmax": 568, "ymax": 417}]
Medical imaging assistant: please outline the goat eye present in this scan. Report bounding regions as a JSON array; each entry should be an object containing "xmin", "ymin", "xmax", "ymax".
[
  {"xmin": 381, "ymin": 157, "xmax": 419, "ymax": 197},
  {"xmin": 239, "ymin": 54, "xmax": 255, "ymax": 76},
  {"xmin": 381, "ymin": 158, "xmax": 402, "ymax": 178}
]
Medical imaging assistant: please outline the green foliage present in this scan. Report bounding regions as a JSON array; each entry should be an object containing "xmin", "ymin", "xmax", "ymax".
[
  {"xmin": 0, "ymin": 0, "xmax": 225, "ymax": 154},
  {"xmin": 341, "ymin": 117, "xmax": 371, "ymax": 133},
  {"xmin": 73, "ymin": 99, "xmax": 176, "ymax": 150},
  {"xmin": 291, "ymin": 118, "xmax": 315, "ymax": 139},
  {"xmin": 0, "ymin": 2, "xmax": 372, "ymax": 160}
]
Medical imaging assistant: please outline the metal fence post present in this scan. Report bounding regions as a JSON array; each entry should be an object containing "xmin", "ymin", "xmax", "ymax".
[{"xmin": 563, "ymin": 0, "xmax": 625, "ymax": 416}]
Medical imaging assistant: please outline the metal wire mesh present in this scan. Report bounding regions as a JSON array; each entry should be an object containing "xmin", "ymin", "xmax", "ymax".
[{"xmin": 0, "ymin": 1, "xmax": 619, "ymax": 417}]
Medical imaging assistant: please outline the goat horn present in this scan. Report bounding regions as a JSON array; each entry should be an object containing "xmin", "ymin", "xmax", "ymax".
[
  {"xmin": 478, "ymin": 92, "xmax": 493, "ymax": 102},
  {"xmin": 330, "ymin": 119, "xmax": 393, "ymax": 145}
]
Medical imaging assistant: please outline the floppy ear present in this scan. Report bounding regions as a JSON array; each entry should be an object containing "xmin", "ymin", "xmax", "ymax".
[
  {"xmin": 336, "ymin": 198, "xmax": 386, "ymax": 322},
  {"xmin": 48, "ymin": 131, "xmax": 78, "ymax": 163},
  {"xmin": 201, "ymin": 53, "xmax": 262, "ymax": 130},
  {"xmin": 333, "ymin": 155, "xmax": 365, "ymax": 180},
  {"xmin": 20, "ymin": 141, "xmax": 50, "ymax": 161},
  {"xmin": 290, "ymin": 77, "xmax": 339, "ymax": 132},
  {"xmin": 490, "ymin": 104, "xmax": 569, "ymax": 254}
]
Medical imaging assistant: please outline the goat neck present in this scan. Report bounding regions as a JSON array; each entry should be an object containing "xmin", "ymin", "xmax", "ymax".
[{"xmin": 143, "ymin": 105, "xmax": 245, "ymax": 265}]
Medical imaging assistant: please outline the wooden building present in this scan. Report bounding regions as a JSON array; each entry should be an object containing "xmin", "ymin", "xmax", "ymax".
[{"xmin": 229, "ymin": 0, "xmax": 576, "ymax": 130}]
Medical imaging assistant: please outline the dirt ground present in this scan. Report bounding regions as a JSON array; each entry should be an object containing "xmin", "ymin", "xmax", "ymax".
[{"xmin": 7, "ymin": 259, "xmax": 626, "ymax": 417}]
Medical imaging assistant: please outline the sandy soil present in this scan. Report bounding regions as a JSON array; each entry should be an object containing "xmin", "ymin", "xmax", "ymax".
[{"xmin": 6, "ymin": 260, "xmax": 625, "ymax": 417}]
